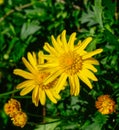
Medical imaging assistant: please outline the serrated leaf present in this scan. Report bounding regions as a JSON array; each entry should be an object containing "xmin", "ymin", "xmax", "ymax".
[
  {"xmin": 80, "ymin": 8, "xmax": 98, "ymax": 26},
  {"xmin": 71, "ymin": 96, "xmax": 80, "ymax": 105},
  {"xmin": 104, "ymin": 29, "xmax": 119, "ymax": 50},
  {"xmin": 20, "ymin": 20, "xmax": 40, "ymax": 40},
  {"xmin": 80, "ymin": 0, "xmax": 103, "ymax": 28},
  {"xmin": 93, "ymin": 0, "xmax": 103, "ymax": 28},
  {"xmin": 34, "ymin": 119, "xmax": 61, "ymax": 130},
  {"xmin": 84, "ymin": 122, "xmax": 102, "ymax": 130}
]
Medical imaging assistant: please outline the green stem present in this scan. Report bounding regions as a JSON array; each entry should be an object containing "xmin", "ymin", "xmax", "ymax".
[
  {"xmin": 0, "ymin": 89, "xmax": 19, "ymax": 97},
  {"xmin": 0, "ymin": 3, "xmax": 33, "ymax": 23},
  {"xmin": 13, "ymin": 95, "xmax": 31, "ymax": 99},
  {"xmin": 43, "ymin": 105, "xmax": 46, "ymax": 123}
]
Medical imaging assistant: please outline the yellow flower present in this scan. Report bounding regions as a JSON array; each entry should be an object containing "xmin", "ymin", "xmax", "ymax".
[
  {"xmin": 11, "ymin": 111, "xmax": 27, "ymax": 128},
  {"xmin": 4, "ymin": 98, "xmax": 21, "ymax": 117},
  {"xmin": 95, "ymin": 95, "xmax": 116, "ymax": 114},
  {"xmin": 38, "ymin": 30, "xmax": 103, "ymax": 96},
  {"xmin": 13, "ymin": 51, "xmax": 61, "ymax": 106},
  {"xmin": 0, "ymin": 0, "xmax": 4, "ymax": 5}
]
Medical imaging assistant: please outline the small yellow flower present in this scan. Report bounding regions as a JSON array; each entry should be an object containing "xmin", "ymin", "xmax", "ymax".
[
  {"xmin": 11, "ymin": 111, "xmax": 27, "ymax": 128},
  {"xmin": 4, "ymin": 98, "xmax": 21, "ymax": 117},
  {"xmin": 38, "ymin": 30, "xmax": 103, "ymax": 96},
  {"xmin": 13, "ymin": 51, "xmax": 61, "ymax": 106},
  {"xmin": 0, "ymin": 0, "xmax": 4, "ymax": 5},
  {"xmin": 95, "ymin": 95, "xmax": 116, "ymax": 114}
]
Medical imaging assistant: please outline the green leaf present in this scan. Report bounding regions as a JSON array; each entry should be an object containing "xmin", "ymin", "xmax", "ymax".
[
  {"xmin": 84, "ymin": 122, "xmax": 102, "ymax": 130},
  {"xmin": 20, "ymin": 20, "xmax": 41, "ymax": 40},
  {"xmin": 93, "ymin": 0, "xmax": 103, "ymax": 28},
  {"xmin": 80, "ymin": 0, "xmax": 103, "ymax": 28},
  {"xmin": 103, "ymin": 0, "xmax": 116, "ymax": 23},
  {"xmin": 80, "ymin": 8, "xmax": 98, "ymax": 26},
  {"xmin": 34, "ymin": 118, "xmax": 61, "ymax": 130},
  {"xmin": 104, "ymin": 29, "xmax": 119, "ymax": 50}
]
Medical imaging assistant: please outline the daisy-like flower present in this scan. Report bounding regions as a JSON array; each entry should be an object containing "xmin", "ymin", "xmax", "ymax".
[
  {"xmin": 95, "ymin": 95, "xmax": 116, "ymax": 114},
  {"xmin": 0, "ymin": 0, "xmax": 4, "ymax": 5},
  {"xmin": 11, "ymin": 111, "xmax": 27, "ymax": 128},
  {"xmin": 4, "ymin": 98, "xmax": 21, "ymax": 117},
  {"xmin": 13, "ymin": 51, "xmax": 61, "ymax": 106},
  {"xmin": 38, "ymin": 30, "xmax": 103, "ymax": 96}
]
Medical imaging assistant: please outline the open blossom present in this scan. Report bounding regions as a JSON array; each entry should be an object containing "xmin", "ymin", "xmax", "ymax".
[
  {"xmin": 13, "ymin": 51, "xmax": 61, "ymax": 106},
  {"xmin": 38, "ymin": 30, "xmax": 103, "ymax": 96},
  {"xmin": 95, "ymin": 94, "xmax": 116, "ymax": 114},
  {"xmin": 0, "ymin": 0, "xmax": 4, "ymax": 5}
]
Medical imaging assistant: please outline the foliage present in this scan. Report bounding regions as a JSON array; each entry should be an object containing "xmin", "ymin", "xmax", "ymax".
[{"xmin": 0, "ymin": 0, "xmax": 119, "ymax": 130}]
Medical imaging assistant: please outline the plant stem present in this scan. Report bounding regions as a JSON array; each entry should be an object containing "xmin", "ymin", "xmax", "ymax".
[
  {"xmin": 43, "ymin": 105, "xmax": 46, "ymax": 123},
  {"xmin": 0, "ymin": 3, "xmax": 32, "ymax": 23},
  {"xmin": 0, "ymin": 89, "xmax": 19, "ymax": 97}
]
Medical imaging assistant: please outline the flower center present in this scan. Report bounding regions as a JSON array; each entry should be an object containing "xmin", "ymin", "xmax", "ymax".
[
  {"xmin": 42, "ymin": 79, "xmax": 57, "ymax": 90},
  {"xmin": 102, "ymin": 100, "xmax": 114, "ymax": 108},
  {"xmin": 35, "ymin": 72, "xmax": 48, "ymax": 83},
  {"xmin": 34, "ymin": 72, "xmax": 57, "ymax": 90},
  {"xmin": 59, "ymin": 51, "xmax": 82, "ymax": 75}
]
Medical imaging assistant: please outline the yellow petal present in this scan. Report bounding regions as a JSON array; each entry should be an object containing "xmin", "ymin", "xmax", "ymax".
[
  {"xmin": 20, "ymin": 85, "xmax": 35, "ymax": 96},
  {"xmin": 51, "ymin": 89, "xmax": 61, "ymax": 100},
  {"xmin": 16, "ymin": 80, "xmax": 34, "ymax": 89},
  {"xmin": 13, "ymin": 69, "xmax": 33, "ymax": 79},
  {"xmin": 74, "ymin": 75, "xmax": 80, "ymax": 96},
  {"xmin": 83, "ymin": 63, "xmax": 97, "ymax": 72},
  {"xmin": 32, "ymin": 52, "xmax": 37, "ymax": 60},
  {"xmin": 68, "ymin": 32, "xmax": 76, "ymax": 50},
  {"xmin": 82, "ymin": 49, "xmax": 103, "ymax": 60},
  {"xmin": 57, "ymin": 35, "xmax": 63, "ymax": 47},
  {"xmin": 74, "ymin": 40, "xmax": 81, "ymax": 50},
  {"xmin": 76, "ymin": 37, "xmax": 92, "ymax": 52},
  {"xmin": 82, "ymin": 69, "xmax": 98, "ymax": 81},
  {"xmin": 69, "ymin": 75, "xmax": 80, "ymax": 96},
  {"xmin": 61, "ymin": 30, "xmax": 69, "ymax": 52},
  {"xmin": 32, "ymin": 85, "xmax": 39, "ymax": 99},
  {"xmin": 38, "ymin": 62, "xmax": 58, "ymax": 69},
  {"xmin": 22, "ymin": 57, "xmax": 37, "ymax": 74},
  {"xmin": 61, "ymin": 30, "xmax": 67, "ymax": 44},
  {"xmin": 38, "ymin": 51, "xmax": 44, "ymax": 64},
  {"xmin": 52, "ymin": 91, "xmax": 61, "ymax": 100},
  {"xmin": 39, "ymin": 87, "xmax": 46, "ymax": 105},
  {"xmin": 69, "ymin": 75, "xmax": 75, "ymax": 95},
  {"xmin": 51, "ymin": 35, "xmax": 62, "ymax": 52},
  {"xmin": 27, "ymin": 52, "xmax": 37, "ymax": 70},
  {"xmin": 43, "ymin": 42, "xmax": 58, "ymax": 56},
  {"xmin": 55, "ymin": 73, "xmax": 67, "ymax": 93},
  {"xmin": 45, "ymin": 89, "xmax": 57, "ymax": 104},
  {"xmin": 39, "ymin": 54, "xmax": 52, "ymax": 60},
  {"xmin": 84, "ymin": 58, "xmax": 99, "ymax": 65},
  {"xmin": 43, "ymin": 69, "xmax": 63, "ymax": 85},
  {"xmin": 77, "ymin": 71, "xmax": 93, "ymax": 89},
  {"xmin": 32, "ymin": 85, "xmax": 39, "ymax": 106}
]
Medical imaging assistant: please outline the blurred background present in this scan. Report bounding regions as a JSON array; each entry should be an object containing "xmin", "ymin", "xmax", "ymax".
[{"xmin": 0, "ymin": 0, "xmax": 119, "ymax": 129}]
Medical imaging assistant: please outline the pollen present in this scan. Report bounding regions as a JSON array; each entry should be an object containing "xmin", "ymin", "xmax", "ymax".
[
  {"xmin": 59, "ymin": 51, "xmax": 82, "ymax": 75},
  {"xmin": 42, "ymin": 77, "xmax": 58, "ymax": 90},
  {"xmin": 34, "ymin": 72, "xmax": 57, "ymax": 90},
  {"xmin": 34, "ymin": 72, "xmax": 49, "ymax": 84}
]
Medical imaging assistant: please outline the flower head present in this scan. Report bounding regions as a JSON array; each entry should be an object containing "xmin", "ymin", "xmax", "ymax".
[
  {"xmin": 95, "ymin": 94, "xmax": 116, "ymax": 114},
  {"xmin": 0, "ymin": 0, "xmax": 4, "ymax": 5},
  {"xmin": 11, "ymin": 111, "xmax": 27, "ymax": 128},
  {"xmin": 39, "ymin": 30, "xmax": 103, "ymax": 96},
  {"xmin": 4, "ymin": 98, "xmax": 21, "ymax": 117},
  {"xmin": 13, "ymin": 51, "xmax": 61, "ymax": 106}
]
